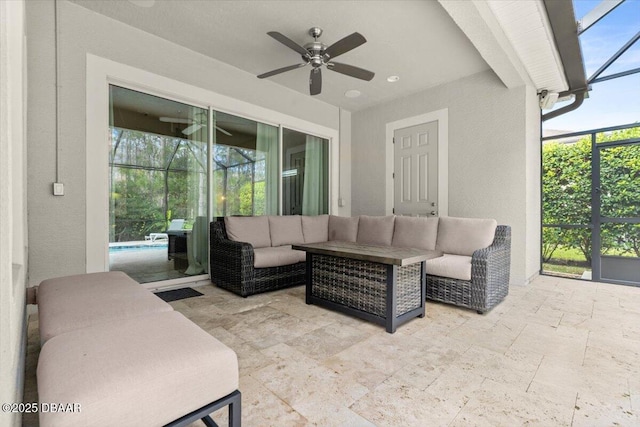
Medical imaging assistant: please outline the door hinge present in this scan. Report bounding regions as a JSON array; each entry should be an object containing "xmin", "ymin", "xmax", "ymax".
[
  {"xmin": 392, "ymin": 137, "xmax": 395, "ymax": 144},
  {"xmin": 392, "ymin": 172, "xmax": 395, "ymax": 179},
  {"xmin": 393, "ymin": 208, "xmax": 395, "ymax": 214}
]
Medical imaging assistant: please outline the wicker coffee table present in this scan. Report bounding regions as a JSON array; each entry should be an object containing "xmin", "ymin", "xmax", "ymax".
[{"xmin": 292, "ymin": 241, "xmax": 428, "ymax": 333}]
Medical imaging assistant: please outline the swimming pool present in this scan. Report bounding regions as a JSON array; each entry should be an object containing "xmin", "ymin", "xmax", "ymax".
[{"xmin": 109, "ymin": 242, "xmax": 168, "ymax": 252}]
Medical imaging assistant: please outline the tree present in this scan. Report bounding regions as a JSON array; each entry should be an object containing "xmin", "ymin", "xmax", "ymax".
[{"xmin": 110, "ymin": 129, "xmax": 207, "ymax": 241}]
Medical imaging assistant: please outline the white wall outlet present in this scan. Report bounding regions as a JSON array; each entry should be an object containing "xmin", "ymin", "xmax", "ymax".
[
  {"xmin": 338, "ymin": 197, "xmax": 345, "ymax": 207},
  {"xmin": 53, "ymin": 182, "xmax": 64, "ymax": 196}
]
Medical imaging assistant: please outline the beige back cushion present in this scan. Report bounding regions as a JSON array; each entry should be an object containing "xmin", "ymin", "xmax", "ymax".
[
  {"xmin": 436, "ymin": 217, "xmax": 498, "ymax": 256},
  {"xmin": 302, "ymin": 215, "xmax": 329, "ymax": 243},
  {"xmin": 269, "ymin": 215, "xmax": 304, "ymax": 247},
  {"xmin": 224, "ymin": 216, "xmax": 271, "ymax": 248},
  {"xmin": 357, "ymin": 215, "xmax": 396, "ymax": 246},
  {"xmin": 328, "ymin": 215, "xmax": 359, "ymax": 242},
  {"xmin": 391, "ymin": 216, "xmax": 439, "ymax": 250}
]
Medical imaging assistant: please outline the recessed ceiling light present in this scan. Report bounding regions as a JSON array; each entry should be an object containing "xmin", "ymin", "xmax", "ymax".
[
  {"xmin": 344, "ymin": 89, "xmax": 361, "ymax": 98},
  {"xmin": 387, "ymin": 75, "xmax": 400, "ymax": 83},
  {"xmin": 128, "ymin": 0, "xmax": 156, "ymax": 7}
]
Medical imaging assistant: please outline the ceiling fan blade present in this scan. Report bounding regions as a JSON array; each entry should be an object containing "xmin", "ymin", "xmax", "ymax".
[
  {"xmin": 267, "ymin": 31, "xmax": 309, "ymax": 57},
  {"xmin": 159, "ymin": 116, "xmax": 192, "ymax": 124},
  {"xmin": 214, "ymin": 125, "xmax": 232, "ymax": 137},
  {"xmin": 257, "ymin": 63, "xmax": 307, "ymax": 79},
  {"xmin": 327, "ymin": 62, "xmax": 375, "ymax": 81},
  {"xmin": 310, "ymin": 68, "xmax": 322, "ymax": 96},
  {"xmin": 182, "ymin": 123, "xmax": 203, "ymax": 135},
  {"xmin": 323, "ymin": 32, "xmax": 366, "ymax": 59}
]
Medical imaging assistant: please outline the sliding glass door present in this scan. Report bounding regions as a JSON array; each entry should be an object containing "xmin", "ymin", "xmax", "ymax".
[
  {"xmin": 211, "ymin": 112, "xmax": 279, "ymax": 216},
  {"xmin": 107, "ymin": 86, "xmax": 330, "ymax": 284},
  {"xmin": 211, "ymin": 116, "xmax": 329, "ymax": 217},
  {"xmin": 282, "ymin": 128, "xmax": 329, "ymax": 215},
  {"xmin": 108, "ymin": 86, "xmax": 209, "ymax": 284}
]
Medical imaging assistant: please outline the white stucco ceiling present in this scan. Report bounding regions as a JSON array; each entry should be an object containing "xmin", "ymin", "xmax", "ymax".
[
  {"xmin": 72, "ymin": 0, "xmax": 573, "ymax": 111},
  {"xmin": 70, "ymin": 0, "xmax": 491, "ymax": 112}
]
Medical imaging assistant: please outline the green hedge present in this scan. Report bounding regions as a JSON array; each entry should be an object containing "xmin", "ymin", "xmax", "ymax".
[{"xmin": 542, "ymin": 127, "xmax": 640, "ymax": 263}]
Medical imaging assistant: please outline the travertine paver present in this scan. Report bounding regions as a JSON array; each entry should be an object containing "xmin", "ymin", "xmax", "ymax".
[{"xmin": 23, "ymin": 275, "xmax": 640, "ymax": 426}]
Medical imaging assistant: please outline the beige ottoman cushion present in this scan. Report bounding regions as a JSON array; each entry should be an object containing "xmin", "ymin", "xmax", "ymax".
[
  {"xmin": 38, "ymin": 272, "xmax": 172, "ymax": 344},
  {"xmin": 38, "ymin": 311, "xmax": 239, "ymax": 427}
]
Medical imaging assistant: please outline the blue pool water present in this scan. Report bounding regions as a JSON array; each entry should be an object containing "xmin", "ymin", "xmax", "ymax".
[{"xmin": 109, "ymin": 243, "xmax": 168, "ymax": 252}]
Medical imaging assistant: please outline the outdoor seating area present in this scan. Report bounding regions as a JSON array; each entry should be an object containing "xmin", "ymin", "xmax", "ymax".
[{"xmin": 211, "ymin": 215, "xmax": 511, "ymax": 315}]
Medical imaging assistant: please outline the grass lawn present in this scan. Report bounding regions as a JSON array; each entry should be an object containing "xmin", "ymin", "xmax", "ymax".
[
  {"xmin": 543, "ymin": 245, "xmax": 589, "ymax": 278},
  {"xmin": 547, "ymin": 245, "xmax": 588, "ymax": 263},
  {"xmin": 543, "ymin": 263, "xmax": 589, "ymax": 277}
]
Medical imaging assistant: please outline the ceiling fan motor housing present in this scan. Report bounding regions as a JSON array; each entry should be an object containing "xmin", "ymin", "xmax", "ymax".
[{"xmin": 303, "ymin": 41, "xmax": 327, "ymax": 67}]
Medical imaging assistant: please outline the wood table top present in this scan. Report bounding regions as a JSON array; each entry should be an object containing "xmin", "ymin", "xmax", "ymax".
[{"xmin": 292, "ymin": 241, "xmax": 431, "ymax": 266}]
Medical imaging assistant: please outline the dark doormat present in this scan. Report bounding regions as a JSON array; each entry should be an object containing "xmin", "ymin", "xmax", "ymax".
[{"xmin": 155, "ymin": 287, "xmax": 203, "ymax": 302}]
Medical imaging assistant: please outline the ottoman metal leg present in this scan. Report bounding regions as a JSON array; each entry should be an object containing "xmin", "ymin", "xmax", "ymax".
[{"xmin": 165, "ymin": 390, "xmax": 241, "ymax": 427}]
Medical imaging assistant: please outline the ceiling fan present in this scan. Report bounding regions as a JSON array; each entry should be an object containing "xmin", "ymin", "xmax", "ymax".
[
  {"xmin": 257, "ymin": 27, "xmax": 375, "ymax": 96},
  {"xmin": 159, "ymin": 116, "xmax": 232, "ymax": 136}
]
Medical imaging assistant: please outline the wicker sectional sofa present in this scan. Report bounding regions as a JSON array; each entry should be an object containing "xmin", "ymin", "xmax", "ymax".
[{"xmin": 210, "ymin": 215, "xmax": 511, "ymax": 313}]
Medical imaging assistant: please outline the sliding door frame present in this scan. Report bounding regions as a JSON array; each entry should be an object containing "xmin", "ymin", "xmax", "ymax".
[{"xmin": 86, "ymin": 54, "xmax": 339, "ymax": 289}]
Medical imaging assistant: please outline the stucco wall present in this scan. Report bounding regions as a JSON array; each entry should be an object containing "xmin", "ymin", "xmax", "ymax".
[
  {"xmin": 26, "ymin": 0, "xmax": 343, "ymax": 284},
  {"xmin": 352, "ymin": 70, "xmax": 540, "ymax": 284},
  {"xmin": 1, "ymin": 1, "xmax": 28, "ymax": 426}
]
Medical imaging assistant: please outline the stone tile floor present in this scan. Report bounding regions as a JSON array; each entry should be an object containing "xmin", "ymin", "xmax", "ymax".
[{"xmin": 23, "ymin": 275, "xmax": 640, "ymax": 426}]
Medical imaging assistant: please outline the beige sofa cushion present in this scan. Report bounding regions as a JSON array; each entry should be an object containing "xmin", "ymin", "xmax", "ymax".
[
  {"xmin": 391, "ymin": 216, "xmax": 439, "ymax": 250},
  {"xmin": 37, "ymin": 272, "xmax": 172, "ymax": 344},
  {"xmin": 302, "ymin": 215, "xmax": 329, "ymax": 243},
  {"xmin": 269, "ymin": 215, "xmax": 304, "ymax": 246},
  {"xmin": 426, "ymin": 254, "xmax": 472, "ymax": 281},
  {"xmin": 225, "ymin": 216, "xmax": 271, "ymax": 248},
  {"xmin": 436, "ymin": 217, "xmax": 498, "ymax": 256},
  {"xmin": 357, "ymin": 215, "xmax": 396, "ymax": 246},
  {"xmin": 254, "ymin": 246, "xmax": 306, "ymax": 268},
  {"xmin": 328, "ymin": 215, "xmax": 359, "ymax": 242},
  {"xmin": 37, "ymin": 311, "xmax": 238, "ymax": 427}
]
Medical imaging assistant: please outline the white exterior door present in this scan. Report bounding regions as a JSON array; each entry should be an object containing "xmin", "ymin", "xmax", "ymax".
[{"xmin": 393, "ymin": 121, "xmax": 438, "ymax": 216}]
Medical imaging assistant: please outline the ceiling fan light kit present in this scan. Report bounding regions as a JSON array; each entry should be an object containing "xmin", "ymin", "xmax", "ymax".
[
  {"xmin": 159, "ymin": 116, "xmax": 232, "ymax": 136},
  {"xmin": 257, "ymin": 27, "xmax": 375, "ymax": 96}
]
